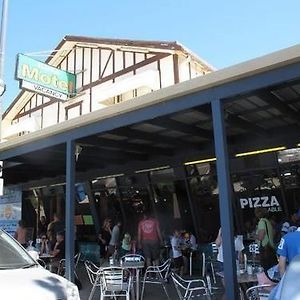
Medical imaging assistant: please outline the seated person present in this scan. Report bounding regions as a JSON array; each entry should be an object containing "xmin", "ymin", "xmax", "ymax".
[
  {"xmin": 119, "ymin": 232, "xmax": 132, "ymax": 257},
  {"xmin": 39, "ymin": 234, "xmax": 50, "ymax": 255},
  {"xmin": 50, "ymin": 231, "xmax": 65, "ymax": 273},
  {"xmin": 181, "ymin": 231, "xmax": 197, "ymax": 274}
]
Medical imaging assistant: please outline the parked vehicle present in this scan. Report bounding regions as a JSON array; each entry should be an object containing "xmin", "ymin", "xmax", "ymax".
[{"xmin": 0, "ymin": 229, "xmax": 80, "ymax": 300}]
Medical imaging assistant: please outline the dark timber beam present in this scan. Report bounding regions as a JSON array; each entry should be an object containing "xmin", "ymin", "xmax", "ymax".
[
  {"xmin": 257, "ymin": 90, "xmax": 300, "ymax": 123},
  {"xmin": 114, "ymin": 127, "xmax": 201, "ymax": 149},
  {"xmin": 77, "ymin": 136, "xmax": 174, "ymax": 156},
  {"xmin": 148, "ymin": 118, "xmax": 213, "ymax": 139}
]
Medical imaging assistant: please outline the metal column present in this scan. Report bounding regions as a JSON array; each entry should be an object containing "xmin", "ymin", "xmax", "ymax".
[
  {"xmin": 211, "ymin": 98, "xmax": 239, "ymax": 299},
  {"xmin": 65, "ymin": 140, "xmax": 75, "ymax": 282}
]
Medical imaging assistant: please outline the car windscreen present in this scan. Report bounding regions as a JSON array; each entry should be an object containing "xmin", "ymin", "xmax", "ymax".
[{"xmin": 0, "ymin": 230, "xmax": 36, "ymax": 269}]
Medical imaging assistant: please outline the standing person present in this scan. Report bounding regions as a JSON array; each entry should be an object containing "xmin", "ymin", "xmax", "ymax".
[
  {"xmin": 38, "ymin": 216, "xmax": 48, "ymax": 237},
  {"xmin": 171, "ymin": 229, "xmax": 184, "ymax": 276},
  {"xmin": 255, "ymin": 208, "xmax": 277, "ymax": 270},
  {"xmin": 108, "ymin": 219, "xmax": 122, "ymax": 256},
  {"xmin": 14, "ymin": 220, "xmax": 28, "ymax": 247},
  {"xmin": 138, "ymin": 211, "xmax": 162, "ymax": 267},
  {"xmin": 50, "ymin": 231, "xmax": 65, "ymax": 273},
  {"xmin": 98, "ymin": 218, "xmax": 112, "ymax": 262},
  {"xmin": 268, "ymin": 227, "xmax": 300, "ymax": 300},
  {"xmin": 215, "ymin": 228, "xmax": 245, "ymax": 272},
  {"xmin": 47, "ymin": 213, "xmax": 65, "ymax": 250}
]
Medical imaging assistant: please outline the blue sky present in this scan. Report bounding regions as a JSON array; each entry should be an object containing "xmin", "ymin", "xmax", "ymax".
[{"xmin": 2, "ymin": 0, "xmax": 300, "ymax": 110}]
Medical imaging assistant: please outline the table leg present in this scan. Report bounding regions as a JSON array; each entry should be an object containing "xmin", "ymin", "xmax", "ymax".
[
  {"xmin": 189, "ymin": 252, "xmax": 192, "ymax": 276},
  {"xmin": 136, "ymin": 269, "xmax": 140, "ymax": 300}
]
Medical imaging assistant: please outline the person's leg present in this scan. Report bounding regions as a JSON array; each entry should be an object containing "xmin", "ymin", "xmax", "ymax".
[
  {"xmin": 182, "ymin": 254, "xmax": 188, "ymax": 274},
  {"xmin": 152, "ymin": 241, "xmax": 160, "ymax": 266},
  {"xmin": 142, "ymin": 241, "xmax": 151, "ymax": 268}
]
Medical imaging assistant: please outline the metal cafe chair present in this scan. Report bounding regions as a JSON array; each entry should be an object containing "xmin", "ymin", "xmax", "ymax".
[
  {"xmin": 141, "ymin": 258, "xmax": 172, "ymax": 300},
  {"xmin": 245, "ymin": 284, "xmax": 274, "ymax": 300},
  {"xmin": 57, "ymin": 252, "xmax": 81, "ymax": 277},
  {"xmin": 200, "ymin": 243, "xmax": 218, "ymax": 284},
  {"xmin": 99, "ymin": 266, "xmax": 132, "ymax": 300},
  {"xmin": 171, "ymin": 271, "xmax": 209, "ymax": 300},
  {"xmin": 84, "ymin": 260, "xmax": 102, "ymax": 300}
]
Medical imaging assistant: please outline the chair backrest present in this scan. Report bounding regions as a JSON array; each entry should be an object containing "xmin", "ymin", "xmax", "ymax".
[
  {"xmin": 245, "ymin": 284, "xmax": 274, "ymax": 300},
  {"xmin": 121, "ymin": 253, "xmax": 145, "ymax": 263},
  {"xmin": 74, "ymin": 252, "xmax": 81, "ymax": 268},
  {"xmin": 171, "ymin": 272, "xmax": 189, "ymax": 299},
  {"xmin": 84, "ymin": 260, "xmax": 101, "ymax": 285},
  {"xmin": 157, "ymin": 258, "xmax": 171, "ymax": 280},
  {"xmin": 100, "ymin": 267, "xmax": 131, "ymax": 292},
  {"xmin": 57, "ymin": 253, "xmax": 82, "ymax": 275},
  {"xmin": 171, "ymin": 272, "xmax": 207, "ymax": 300}
]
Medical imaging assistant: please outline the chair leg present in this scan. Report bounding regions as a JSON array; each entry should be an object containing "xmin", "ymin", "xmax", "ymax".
[
  {"xmin": 159, "ymin": 272, "xmax": 170, "ymax": 300},
  {"xmin": 210, "ymin": 262, "xmax": 216, "ymax": 284},
  {"xmin": 88, "ymin": 283, "xmax": 97, "ymax": 300},
  {"xmin": 141, "ymin": 277, "xmax": 146, "ymax": 300},
  {"xmin": 202, "ymin": 253, "xmax": 205, "ymax": 278}
]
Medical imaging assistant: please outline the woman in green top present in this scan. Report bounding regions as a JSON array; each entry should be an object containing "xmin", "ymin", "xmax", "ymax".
[
  {"xmin": 255, "ymin": 208, "xmax": 278, "ymax": 270},
  {"xmin": 255, "ymin": 208, "xmax": 275, "ymax": 248}
]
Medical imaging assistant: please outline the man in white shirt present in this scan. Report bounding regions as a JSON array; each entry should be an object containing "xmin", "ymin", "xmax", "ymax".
[
  {"xmin": 171, "ymin": 229, "xmax": 184, "ymax": 276},
  {"xmin": 215, "ymin": 228, "xmax": 245, "ymax": 271},
  {"xmin": 108, "ymin": 219, "xmax": 122, "ymax": 256}
]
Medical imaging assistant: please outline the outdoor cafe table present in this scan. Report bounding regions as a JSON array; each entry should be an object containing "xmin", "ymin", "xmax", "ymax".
[
  {"xmin": 100, "ymin": 260, "xmax": 145, "ymax": 300},
  {"xmin": 39, "ymin": 253, "xmax": 55, "ymax": 270},
  {"xmin": 216, "ymin": 270, "xmax": 258, "ymax": 297}
]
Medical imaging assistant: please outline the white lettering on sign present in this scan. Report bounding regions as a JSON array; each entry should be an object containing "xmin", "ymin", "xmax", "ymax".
[
  {"xmin": 239, "ymin": 196, "xmax": 281, "ymax": 209},
  {"xmin": 21, "ymin": 80, "xmax": 68, "ymax": 101}
]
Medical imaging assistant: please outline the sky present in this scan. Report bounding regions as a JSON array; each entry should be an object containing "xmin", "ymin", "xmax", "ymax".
[{"xmin": 2, "ymin": 0, "xmax": 300, "ymax": 110}]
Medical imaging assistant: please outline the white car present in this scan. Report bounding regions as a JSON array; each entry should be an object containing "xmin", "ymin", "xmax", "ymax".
[{"xmin": 0, "ymin": 229, "xmax": 80, "ymax": 300}]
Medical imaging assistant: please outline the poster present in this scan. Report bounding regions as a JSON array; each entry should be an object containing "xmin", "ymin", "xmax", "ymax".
[{"xmin": 0, "ymin": 187, "xmax": 22, "ymax": 235}]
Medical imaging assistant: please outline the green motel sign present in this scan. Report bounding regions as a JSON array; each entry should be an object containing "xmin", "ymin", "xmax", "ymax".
[{"xmin": 16, "ymin": 54, "xmax": 76, "ymax": 100}]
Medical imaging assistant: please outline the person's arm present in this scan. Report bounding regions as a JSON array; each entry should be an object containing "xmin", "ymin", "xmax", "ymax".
[
  {"xmin": 256, "ymin": 229, "xmax": 266, "ymax": 241},
  {"xmin": 14, "ymin": 229, "xmax": 18, "ymax": 240},
  {"xmin": 215, "ymin": 228, "xmax": 222, "ymax": 247},
  {"xmin": 256, "ymin": 219, "xmax": 266, "ymax": 241},
  {"xmin": 98, "ymin": 233, "xmax": 106, "ymax": 244},
  {"xmin": 51, "ymin": 242, "xmax": 61, "ymax": 257},
  {"xmin": 278, "ymin": 256, "xmax": 287, "ymax": 276}
]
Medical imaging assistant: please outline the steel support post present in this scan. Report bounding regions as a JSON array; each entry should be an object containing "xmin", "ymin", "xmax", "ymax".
[
  {"xmin": 65, "ymin": 139, "xmax": 75, "ymax": 282},
  {"xmin": 211, "ymin": 98, "xmax": 239, "ymax": 299}
]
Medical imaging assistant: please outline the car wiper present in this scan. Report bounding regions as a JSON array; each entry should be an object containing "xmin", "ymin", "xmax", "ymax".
[{"xmin": 22, "ymin": 263, "xmax": 38, "ymax": 269}]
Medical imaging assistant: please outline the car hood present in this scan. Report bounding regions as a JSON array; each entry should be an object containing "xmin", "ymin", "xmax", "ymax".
[{"xmin": 0, "ymin": 266, "xmax": 71, "ymax": 300}]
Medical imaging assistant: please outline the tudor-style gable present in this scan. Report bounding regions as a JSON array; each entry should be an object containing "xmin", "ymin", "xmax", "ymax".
[{"xmin": 3, "ymin": 36, "xmax": 214, "ymax": 140}]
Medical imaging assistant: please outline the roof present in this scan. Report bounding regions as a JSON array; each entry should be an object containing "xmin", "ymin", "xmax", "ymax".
[
  {"xmin": 1, "ymin": 44, "xmax": 300, "ymax": 186},
  {"xmin": 4, "ymin": 35, "xmax": 214, "ymax": 119}
]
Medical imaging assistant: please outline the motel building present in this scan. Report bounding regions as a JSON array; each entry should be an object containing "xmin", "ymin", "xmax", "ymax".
[{"xmin": 1, "ymin": 35, "xmax": 300, "ymax": 298}]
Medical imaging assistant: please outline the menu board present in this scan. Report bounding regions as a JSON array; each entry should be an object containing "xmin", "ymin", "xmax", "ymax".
[{"xmin": 0, "ymin": 187, "xmax": 22, "ymax": 235}]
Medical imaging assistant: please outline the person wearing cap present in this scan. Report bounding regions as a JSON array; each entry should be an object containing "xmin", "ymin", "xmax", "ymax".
[
  {"xmin": 280, "ymin": 209, "xmax": 300, "ymax": 236},
  {"xmin": 268, "ymin": 227, "xmax": 300, "ymax": 300}
]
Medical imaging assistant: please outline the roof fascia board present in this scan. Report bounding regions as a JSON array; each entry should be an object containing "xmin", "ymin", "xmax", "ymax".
[{"xmin": 1, "ymin": 45, "xmax": 300, "ymax": 158}]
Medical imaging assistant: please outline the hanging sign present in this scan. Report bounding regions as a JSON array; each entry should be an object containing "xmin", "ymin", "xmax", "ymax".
[
  {"xmin": 0, "ymin": 187, "xmax": 22, "ymax": 236},
  {"xmin": 15, "ymin": 54, "xmax": 76, "ymax": 101}
]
